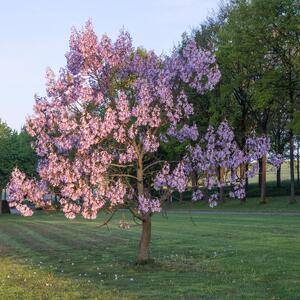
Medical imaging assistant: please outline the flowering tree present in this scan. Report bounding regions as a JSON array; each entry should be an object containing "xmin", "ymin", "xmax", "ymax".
[
  {"xmin": 180, "ymin": 121, "xmax": 283, "ymax": 205},
  {"xmin": 7, "ymin": 22, "xmax": 220, "ymax": 262}
]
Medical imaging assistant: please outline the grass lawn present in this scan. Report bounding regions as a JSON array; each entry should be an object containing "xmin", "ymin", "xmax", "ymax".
[{"xmin": 0, "ymin": 208, "xmax": 300, "ymax": 299}]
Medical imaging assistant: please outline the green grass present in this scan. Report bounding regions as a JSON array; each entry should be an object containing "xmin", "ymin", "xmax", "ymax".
[{"xmin": 1, "ymin": 210, "xmax": 300, "ymax": 299}]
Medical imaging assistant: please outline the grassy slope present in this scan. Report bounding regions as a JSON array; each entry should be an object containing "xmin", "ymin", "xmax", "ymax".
[
  {"xmin": 248, "ymin": 161, "xmax": 291, "ymax": 184},
  {"xmin": 0, "ymin": 211, "xmax": 299, "ymax": 299}
]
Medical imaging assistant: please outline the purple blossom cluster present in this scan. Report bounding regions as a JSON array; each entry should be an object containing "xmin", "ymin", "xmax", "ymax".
[
  {"xmin": 208, "ymin": 194, "xmax": 218, "ymax": 208},
  {"xmin": 138, "ymin": 195, "xmax": 161, "ymax": 214},
  {"xmin": 268, "ymin": 154, "xmax": 284, "ymax": 169},
  {"xmin": 168, "ymin": 124, "xmax": 199, "ymax": 143},
  {"xmin": 184, "ymin": 121, "xmax": 281, "ymax": 206},
  {"xmin": 154, "ymin": 162, "xmax": 188, "ymax": 193},
  {"xmin": 164, "ymin": 40, "xmax": 221, "ymax": 93},
  {"xmin": 192, "ymin": 189, "xmax": 204, "ymax": 201},
  {"xmin": 244, "ymin": 134, "xmax": 270, "ymax": 162}
]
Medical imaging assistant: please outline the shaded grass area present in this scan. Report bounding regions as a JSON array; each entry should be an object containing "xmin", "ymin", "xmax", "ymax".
[
  {"xmin": 245, "ymin": 161, "xmax": 300, "ymax": 197},
  {"xmin": 246, "ymin": 180, "xmax": 300, "ymax": 198},
  {"xmin": 164, "ymin": 195, "xmax": 300, "ymax": 212},
  {"xmin": 0, "ymin": 211, "xmax": 300, "ymax": 299}
]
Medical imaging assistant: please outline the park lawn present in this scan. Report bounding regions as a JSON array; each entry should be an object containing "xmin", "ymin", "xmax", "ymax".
[{"xmin": 0, "ymin": 210, "xmax": 299, "ymax": 299}]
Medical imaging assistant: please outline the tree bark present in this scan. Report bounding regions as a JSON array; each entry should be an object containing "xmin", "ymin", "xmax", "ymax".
[
  {"xmin": 297, "ymin": 140, "xmax": 299, "ymax": 184},
  {"xmin": 260, "ymin": 154, "xmax": 267, "ymax": 204},
  {"xmin": 240, "ymin": 163, "xmax": 246, "ymax": 203},
  {"xmin": 287, "ymin": 59, "xmax": 296, "ymax": 203},
  {"xmin": 245, "ymin": 163, "xmax": 249, "ymax": 188},
  {"xmin": 276, "ymin": 166, "xmax": 281, "ymax": 188},
  {"xmin": 191, "ymin": 171, "xmax": 198, "ymax": 192},
  {"xmin": 0, "ymin": 191, "xmax": 2, "ymax": 215},
  {"xmin": 219, "ymin": 166, "xmax": 225, "ymax": 202},
  {"xmin": 179, "ymin": 193, "xmax": 183, "ymax": 203},
  {"xmin": 138, "ymin": 215, "xmax": 152, "ymax": 262},
  {"xmin": 258, "ymin": 158, "xmax": 262, "ymax": 189},
  {"xmin": 289, "ymin": 131, "xmax": 296, "ymax": 203},
  {"xmin": 136, "ymin": 154, "xmax": 152, "ymax": 263},
  {"xmin": 137, "ymin": 156, "xmax": 144, "ymax": 196}
]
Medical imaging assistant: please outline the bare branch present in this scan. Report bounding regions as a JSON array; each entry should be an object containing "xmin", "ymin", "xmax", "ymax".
[
  {"xmin": 108, "ymin": 174, "xmax": 138, "ymax": 180},
  {"xmin": 128, "ymin": 207, "xmax": 142, "ymax": 221},
  {"xmin": 97, "ymin": 210, "xmax": 117, "ymax": 228},
  {"xmin": 110, "ymin": 163, "xmax": 134, "ymax": 168},
  {"xmin": 143, "ymin": 160, "xmax": 166, "ymax": 171}
]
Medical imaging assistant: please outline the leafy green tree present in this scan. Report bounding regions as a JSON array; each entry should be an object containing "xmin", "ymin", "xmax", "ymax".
[
  {"xmin": 0, "ymin": 120, "xmax": 17, "ymax": 213},
  {"xmin": 0, "ymin": 120, "xmax": 17, "ymax": 189},
  {"xmin": 249, "ymin": 0, "xmax": 300, "ymax": 203},
  {"xmin": 16, "ymin": 127, "xmax": 38, "ymax": 178},
  {"xmin": 190, "ymin": 0, "xmax": 300, "ymax": 203}
]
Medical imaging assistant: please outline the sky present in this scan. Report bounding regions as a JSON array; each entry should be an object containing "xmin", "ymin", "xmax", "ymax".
[{"xmin": 0, "ymin": 0, "xmax": 219, "ymax": 131}]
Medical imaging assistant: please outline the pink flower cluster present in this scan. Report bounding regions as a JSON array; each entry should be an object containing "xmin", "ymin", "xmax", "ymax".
[{"xmin": 6, "ymin": 168, "xmax": 49, "ymax": 216}]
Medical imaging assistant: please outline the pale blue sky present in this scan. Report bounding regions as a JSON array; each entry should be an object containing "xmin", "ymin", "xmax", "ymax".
[{"xmin": 0, "ymin": 0, "xmax": 219, "ymax": 130}]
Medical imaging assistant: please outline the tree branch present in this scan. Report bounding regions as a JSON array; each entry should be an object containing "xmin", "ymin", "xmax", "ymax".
[
  {"xmin": 97, "ymin": 210, "xmax": 116, "ymax": 228},
  {"xmin": 108, "ymin": 174, "xmax": 138, "ymax": 180}
]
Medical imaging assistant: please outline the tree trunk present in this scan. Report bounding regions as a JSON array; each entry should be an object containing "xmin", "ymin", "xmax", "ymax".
[
  {"xmin": 191, "ymin": 171, "xmax": 198, "ymax": 191},
  {"xmin": 0, "ymin": 190, "xmax": 2, "ymax": 215},
  {"xmin": 260, "ymin": 154, "xmax": 267, "ymax": 204},
  {"xmin": 137, "ymin": 156, "xmax": 144, "ymax": 196},
  {"xmin": 230, "ymin": 168, "xmax": 235, "ymax": 190},
  {"xmin": 245, "ymin": 163, "xmax": 249, "ymax": 188},
  {"xmin": 288, "ymin": 64, "xmax": 296, "ymax": 203},
  {"xmin": 136, "ymin": 154, "xmax": 152, "ymax": 263},
  {"xmin": 258, "ymin": 158, "xmax": 262, "ymax": 189},
  {"xmin": 179, "ymin": 193, "xmax": 183, "ymax": 203},
  {"xmin": 289, "ymin": 131, "xmax": 296, "ymax": 203},
  {"xmin": 297, "ymin": 140, "xmax": 299, "ymax": 185},
  {"xmin": 138, "ymin": 215, "xmax": 152, "ymax": 262},
  {"xmin": 240, "ymin": 163, "xmax": 246, "ymax": 203},
  {"xmin": 219, "ymin": 166, "xmax": 225, "ymax": 202},
  {"xmin": 276, "ymin": 166, "xmax": 281, "ymax": 188}
]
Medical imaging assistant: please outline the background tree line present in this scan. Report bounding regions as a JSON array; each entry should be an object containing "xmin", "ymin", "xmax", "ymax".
[{"xmin": 169, "ymin": 0, "xmax": 300, "ymax": 203}]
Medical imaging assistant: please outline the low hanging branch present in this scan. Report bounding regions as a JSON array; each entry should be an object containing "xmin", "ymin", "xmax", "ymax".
[{"xmin": 97, "ymin": 210, "xmax": 117, "ymax": 229}]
